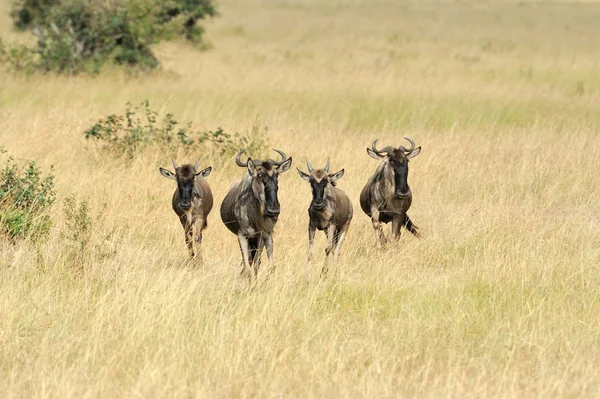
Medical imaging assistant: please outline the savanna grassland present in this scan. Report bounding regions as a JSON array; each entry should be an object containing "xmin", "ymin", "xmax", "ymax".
[{"xmin": 1, "ymin": 0, "xmax": 600, "ymax": 397}]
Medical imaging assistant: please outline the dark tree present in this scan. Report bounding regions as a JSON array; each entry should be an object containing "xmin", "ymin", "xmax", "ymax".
[{"xmin": 3, "ymin": 0, "xmax": 217, "ymax": 74}]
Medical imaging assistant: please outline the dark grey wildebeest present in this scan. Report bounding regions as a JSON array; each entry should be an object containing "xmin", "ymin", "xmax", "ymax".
[
  {"xmin": 220, "ymin": 149, "xmax": 292, "ymax": 281},
  {"xmin": 360, "ymin": 138, "xmax": 422, "ymax": 247},
  {"xmin": 297, "ymin": 158, "xmax": 352, "ymax": 280},
  {"xmin": 159, "ymin": 157, "xmax": 213, "ymax": 264}
]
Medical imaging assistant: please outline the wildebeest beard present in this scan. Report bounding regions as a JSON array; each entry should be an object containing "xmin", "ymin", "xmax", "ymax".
[{"xmin": 239, "ymin": 175, "xmax": 279, "ymax": 235}]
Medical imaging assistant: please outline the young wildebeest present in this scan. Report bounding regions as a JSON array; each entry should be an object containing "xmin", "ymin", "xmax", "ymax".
[
  {"xmin": 360, "ymin": 138, "xmax": 422, "ymax": 247},
  {"xmin": 297, "ymin": 158, "xmax": 353, "ymax": 280},
  {"xmin": 159, "ymin": 158, "xmax": 213, "ymax": 264},
  {"xmin": 220, "ymin": 149, "xmax": 292, "ymax": 281}
]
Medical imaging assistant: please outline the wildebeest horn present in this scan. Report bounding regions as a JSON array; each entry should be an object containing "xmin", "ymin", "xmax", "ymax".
[
  {"xmin": 324, "ymin": 157, "xmax": 330, "ymax": 173},
  {"xmin": 306, "ymin": 158, "xmax": 313, "ymax": 173},
  {"xmin": 371, "ymin": 139, "xmax": 382, "ymax": 153},
  {"xmin": 194, "ymin": 157, "xmax": 201, "ymax": 172},
  {"xmin": 270, "ymin": 149, "xmax": 287, "ymax": 166},
  {"xmin": 372, "ymin": 139, "xmax": 395, "ymax": 155},
  {"xmin": 235, "ymin": 150, "xmax": 248, "ymax": 167},
  {"xmin": 403, "ymin": 137, "xmax": 415, "ymax": 152},
  {"xmin": 171, "ymin": 157, "xmax": 178, "ymax": 170}
]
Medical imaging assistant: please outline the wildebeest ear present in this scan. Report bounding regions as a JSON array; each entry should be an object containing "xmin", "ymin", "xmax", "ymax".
[
  {"xmin": 329, "ymin": 169, "xmax": 344, "ymax": 182},
  {"xmin": 159, "ymin": 167, "xmax": 176, "ymax": 180},
  {"xmin": 277, "ymin": 157, "xmax": 292, "ymax": 173},
  {"xmin": 247, "ymin": 158, "xmax": 258, "ymax": 177},
  {"xmin": 296, "ymin": 168, "xmax": 310, "ymax": 181},
  {"xmin": 367, "ymin": 148, "xmax": 385, "ymax": 160},
  {"xmin": 197, "ymin": 166, "xmax": 212, "ymax": 178},
  {"xmin": 406, "ymin": 146, "xmax": 421, "ymax": 159}
]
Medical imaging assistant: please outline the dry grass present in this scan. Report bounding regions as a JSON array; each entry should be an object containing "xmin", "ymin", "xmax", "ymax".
[{"xmin": 1, "ymin": 0, "xmax": 600, "ymax": 397}]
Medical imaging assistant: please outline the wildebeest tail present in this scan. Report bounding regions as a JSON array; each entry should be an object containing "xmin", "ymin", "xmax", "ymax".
[{"xmin": 404, "ymin": 215, "xmax": 421, "ymax": 238}]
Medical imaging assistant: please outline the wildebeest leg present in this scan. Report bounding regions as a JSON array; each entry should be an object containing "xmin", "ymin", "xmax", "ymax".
[
  {"xmin": 391, "ymin": 213, "xmax": 404, "ymax": 242},
  {"xmin": 322, "ymin": 225, "xmax": 336, "ymax": 276},
  {"xmin": 185, "ymin": 225, "xmax": 195, "ymax": 259},
  {"xmin": 306, "ymin": 224, "xmax": 316, "ymax": 283},
  {"xmin": 237, "ymin": 233, "xmax": 254, "ymax": 282},
  {"xmin": 265, "ymin": 234, "xmax": 276, "ymax": 276},
  {"xmin": 192, "ymin": 216, "xmax": 204, "ymax": 265},
  {"xmin": 371, "ymin": 209, "xmax": 387, "ymax": 247},
  {"xmin": 179, "ymin": 214, "xmax": 194, "ymax": 259},
  {"xmin": 239, "ymin": 237, "xmax": 256, "ymax": 275},
  {"xmin": 332, "ymin": 224, "xmax": 349, "ymax": 264},
  {"xmin": 253, "ymin": 235, "xmax": 265, "ymax": 275},
  {"xmin": 247, "ymin": 237, "xmax": 258, "ymax": 268}
]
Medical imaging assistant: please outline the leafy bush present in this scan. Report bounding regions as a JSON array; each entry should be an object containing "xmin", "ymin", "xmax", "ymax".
[
  {"xmin": 84, "ymin": 101, "xmax": 269, "ymax": 159},
  {"xmin": 0, "ymin": 147, "xmax": 56, "ymax": 240},
  {"xmin": 199, "ymin": 117, "xmax": 269, "ymax": 159},
  {"xmin": 2, "ymin": 0, "xmax": 217, "ymax": 74},
  {"xmin": 84, "ymin": 101, "xmax": 193, "ymax": 157}
]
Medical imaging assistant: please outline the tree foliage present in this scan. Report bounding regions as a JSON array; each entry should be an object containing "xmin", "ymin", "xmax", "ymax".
[{"xmin": 1, "ymin": 0, "xmax": 217, "ymax": 74}]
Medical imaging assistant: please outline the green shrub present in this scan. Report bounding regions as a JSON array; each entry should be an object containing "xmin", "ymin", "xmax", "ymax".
[
  {"xmin": 83, "ymin": 101, "xmax": 194, "ymax": 157},
  {"xmin": 84, "ymin": 101, "xmax": 269, "ymax": 159},
  {"xmin": 199, "ymin": 117, "xmax": 269, "ymax": 159},
  {"xmin": 2, "ymin": 0, "xmax": 217, "ymax": 74},
  {"xmin": 0, "ymin": 147, "xmax": 56, "ymax": 240},
  {"xmin": 0, "ymin": 39, "xmax": 37, "ymax": 74}
]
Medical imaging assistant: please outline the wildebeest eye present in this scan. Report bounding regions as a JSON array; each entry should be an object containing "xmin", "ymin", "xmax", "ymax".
[{"xmin": 258, "ymin": 173, "xmax": 265, "ymax": 179}]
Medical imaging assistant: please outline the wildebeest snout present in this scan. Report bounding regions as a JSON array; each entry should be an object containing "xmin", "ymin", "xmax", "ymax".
[
  {"xmin": 395, "ymin": 190, "xmax": 410, "ymax": 199},
  {"xmin": 265, "ymin": 204, "xmax": 280, "ymax": 217},
  {"xmin": 311, "ymin": 201, "xmax": 325, "ymax": 210}
]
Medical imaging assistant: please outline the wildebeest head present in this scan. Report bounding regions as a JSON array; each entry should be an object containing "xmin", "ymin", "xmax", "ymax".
[
  {"xmin": 367, "ymin": 137, "xmax": 421, "ymax": 198},
  {"xmin": 236, "ymin": 149, "xmax": 292, "ymax": 217},
  {"xmin": 297, "ymin": 158, "xmax": 344, "ymax": 211},
  {"xmin": 159, "ymin": 157, "xmax": 212, "ymax": 210}
]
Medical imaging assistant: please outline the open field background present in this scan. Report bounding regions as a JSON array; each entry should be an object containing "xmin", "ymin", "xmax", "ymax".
[{"xmin": 1, "ymin": 0, "xmax": 600, "ymax": 397}]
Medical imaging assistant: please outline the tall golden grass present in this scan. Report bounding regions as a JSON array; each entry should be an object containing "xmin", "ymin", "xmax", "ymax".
[{"xmin": 1, "ymin": 0, "xmax": 600, "ymax": 397}]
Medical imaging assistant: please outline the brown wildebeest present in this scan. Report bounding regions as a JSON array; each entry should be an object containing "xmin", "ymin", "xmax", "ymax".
[
  {"xmin": 220, "ymin": 149, "xmax": 292, "ymax": 281},
  {"xmin": 159, "ymin": 157, "xmax": 213, "ymax": 264},
  {"xmin": 360, "ymin": 138, "xmax": 422, "ymax": 247},
  {"xmin": 297, "ymin": 158, "xmax": 353, "ymax": 280}
]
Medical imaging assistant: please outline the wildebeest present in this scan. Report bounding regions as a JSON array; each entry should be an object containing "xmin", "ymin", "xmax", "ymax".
[
  {"xmin": 297, "ymin": 158, "xmax": 353, "ymax": 280},
  {"xmin": 360, "ymin": 138, "xmax": 422, "ymax": 247},
  {"xmin": 220, "ymin": 149, "xmax": 292, "ymax": 281},
  {"xmin": 159, "ymin": 157, "xmax": 213, "ymax": 264}
]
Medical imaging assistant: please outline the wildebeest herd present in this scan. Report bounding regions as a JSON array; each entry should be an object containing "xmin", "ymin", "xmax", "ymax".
[{"xmin": 160, "ymin": 138, "xmax": 422, "ymax": 282}]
